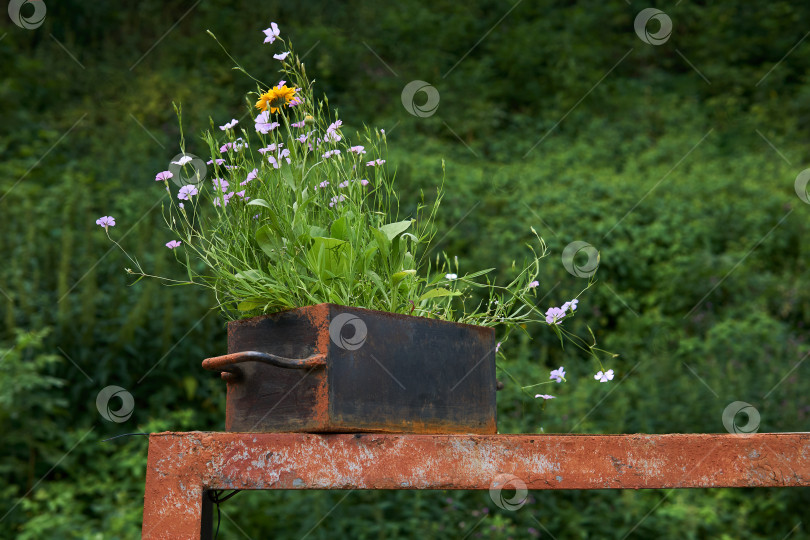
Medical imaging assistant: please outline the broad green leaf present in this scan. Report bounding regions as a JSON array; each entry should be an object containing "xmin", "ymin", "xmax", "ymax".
[
  {"xmin": 255, "ymin": 226, "xmax": 282, "ymax": 260},
  {"xmin": 331, "ymin": 215, "xmax": 350, "ymax": 241},
  {"xmin": 392, "ymin": 269, "xmax": 416, "ymax": 284},
  {"xmin": 372, "ymin": 227, "xmax": 390, "ymax": 259},
  {"xmin": 237, "ymin": 299, "xmax": 266, "ymax": 311},
  {"xmin": 308, "ymin": 237, "xmax": 350, "ymax": 279},
  {"xmin": 419, "ymin": 287, "xmax": 461, "ymax": 302},
  {"xmin": 235, "ymin": 269, "xmax": 264, "ymax": 282},
  {"xmin": 379, "ymin": 220, "xmax": 412, "ymax": 241},
  {"xmin": 247, "ymin": 199, "xmax": 271, "ymax": 209}
]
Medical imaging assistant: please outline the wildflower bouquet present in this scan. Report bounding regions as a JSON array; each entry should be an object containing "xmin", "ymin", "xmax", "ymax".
[{"xmin": 99, "ymin": 23, "xmax": 616, "ymax": 399}]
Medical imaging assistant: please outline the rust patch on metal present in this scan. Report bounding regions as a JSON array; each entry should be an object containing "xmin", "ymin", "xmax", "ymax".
[{"xmin": 142, "ymin": 432, "xmax": 810, "ymax": 538}]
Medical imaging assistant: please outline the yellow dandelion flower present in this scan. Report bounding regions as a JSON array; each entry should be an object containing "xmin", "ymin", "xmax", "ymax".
[{"xmin": 255, "ymin": 84, "xmax": 297, "ymax": 114}]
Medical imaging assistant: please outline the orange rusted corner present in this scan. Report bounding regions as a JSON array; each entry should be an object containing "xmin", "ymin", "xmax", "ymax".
[{"xmin": 142, "ymin": 432, "xmax": 810, "ymax": 539}]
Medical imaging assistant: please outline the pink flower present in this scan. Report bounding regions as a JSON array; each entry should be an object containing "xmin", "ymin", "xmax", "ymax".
[
  {"xmin": 95, "ymin": 216, "xmax": 115, "ymax": 228},
  {"xmin": 529, "ymin": 280, "xmax": 539, "ymax": 288},
  {"xmin": 349, "ymin": 145, "xmax": 366, "ymax": 154},
  {"xmin": 366, "ymin": 159, "xmax": 385, "ymax": 167},
  {"xmin": 155, "ymin": 171, "xmax": 173, "ymax": 182},
  {"xmin": 549, "ymin": 367, "xmax": 565, "ymax": 383},
  {"xmin": 291, "ymin": 120, "xmax": 306, "ymax": 128},
  {"xmin": 323, "ymin": 149, "xmax": 340, "ymax": 159},
  {"xmin": 316, "ymin": 181, "xmax": 329, "ymax": 189},
  {"xmin": 594, "ymin": 369, "xmax": 615, "ymax": 383},
  {"xmin": 495, "ymin": 342, "xmax": 501, "ymax": 353},
  {"xmin": 255, "ymin": 111, "xmax": 279, "ymax": 134},
  {"xmin": 263, "ymin": 23, "xmax": 280, "ymax": 44},
  {"xmin": 360, "ymin": 179, "xmax": 369, "ymax": 186},
  {"xmin": 166, "ymin": 240, "xmax": 182, "ymax": 249},
  {"xmin": 219, "ymin": 118, "xmax": 238, "ymax": 130},
  {"xmin": 329, "ymin": 194, "xmax": 346, "ymax": 207},
  {"xmin": 212, "ymin": 178, "xmax": 229, "ymax": 192},
  {"xmin": 213, "ymin": 191, "xmax": 235, "ymax": 208},
  {"xmin": 273, "ymin": 51, "xmax": 289, "ymax": 61},
  {"xmin": 177, "ymin": 185, "xmax": 198, "ymax": 200},
  {"xmin": 241, "ymin": 168, "xmax": 258, "ymax": 186},
  {"xmin": 267, "ymin": 155, "xmax": 279, "ymax": 169},
  {"xmin": 258, "ymin": 143, "xmax": 282, "ymax": 154},
  {"xmin": 206, "ymin": 158, "xmax": 226, "ymax": 166}
]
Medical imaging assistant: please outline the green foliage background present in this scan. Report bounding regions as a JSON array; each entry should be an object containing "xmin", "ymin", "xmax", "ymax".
[{"xmin": 1, "ymin": 0, "xmax": 809, "ymax": 537}]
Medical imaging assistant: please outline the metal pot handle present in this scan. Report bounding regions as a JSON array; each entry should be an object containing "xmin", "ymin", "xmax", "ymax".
[{"xmin": 203, "ymin": 351, "xmax": 327, "ymax": 381}]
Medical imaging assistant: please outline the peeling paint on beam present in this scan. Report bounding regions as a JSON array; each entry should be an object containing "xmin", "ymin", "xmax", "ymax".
[{"xmin": 142, "ymin": 432, "xmax": 810, "ymax": 539}]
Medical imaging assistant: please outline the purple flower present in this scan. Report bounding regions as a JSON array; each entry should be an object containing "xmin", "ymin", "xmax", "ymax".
[
  {"xmin": 234, "ymin": 190, "xmax": 247, "ymax": 199},
  {"xmin": 95, "ymin": 216, "xmax": 115, "ymax": 228},
  {"xmin": 206, "ymin": 158, "xmax": 226, "ymax": 166},
  {"xmin": 529, "ymin": 280, "xmax": 539, "ymax": 288},
  {"xmin": 291, "ymin": 120, "xmax": 306, "ymax": 128},
  {"xmin": 233, "ymin": 138, "xmax": 248, "ymax": 151},
  {"xmin": 323, "ymin": 149, "xmax": 340, "ymax": 159},
  {"xmin": 166, "ymin": 240, "xmax": 182, "ymax": 249},
  {"xmin": 324, "ymin": 120, "xmax": 343, "ymax": 142},
  {"xmin": 366, "ymin": 159, "xmax": 385, "ymax": 167},
  {"xmin": 289, "ymin": 94, "xmax": 303, "ymax": 107},
  {"xmin": 595, "ymin": 369, "xmax": 615, "ymax": 383},
  {"xmin": 263, "ymin": 23, "xmax": 280, "ymax": 44},
  {"xmin": 273, "ymin": 51, "xmax": 289, "ymax": 61},
  {"xmin": 495, "ymin": 342, "xmax": 501, "ymax": 353},
  {"xmin": 219, "ymin": 119, "xmax": 238, "ymax": 130},
  {"xmin": 177, "ymin": 184, "xmax": 198, "ymax": 200},
  {"xmin": 360, "ymin": 179, "xmax": 370, "ymax": 186},
  {"xmin": 155, "ymin": 171, "xmax": 173, "ymax": 182},
  {"xmin": 279, "ymin": 148, "xmax": 291, "ymax": 164},
  {"xmin": 267, "ymin": 155, "xmax": 279, "ymax": 169},
  {"xmin": 545, "ymin": 306, "xmax": 566, "ymax": 325},
  {"xmin": 549, "ymin": 366, "xmax": 565, "ymax": 383},
  {"xmin": 258, "ymin": 143, "xmax": 281, "ymax": 155},
  {"xmin": 338, "ymin": 180, "xmax": 349, "ymax": 188},
  {"xmin": 213, "ymin": 191, "xmax": 235, "ymax": 208},
  {"xmin": 534, "ymin": 394, "xmax": 555, "ymax": 400},
  {"xmin": 255, "ymin": 111, "xmax": 280, "ymax": 134},
  {"xmin": 219, "ymin": 142, "xmax": 233, "ymax": 153},
  {"xmin": 241, "ymin": 168, "xmax": 258, "ymax": 186},
  {"xmin": 212, "ymin": 178, "xmax": 229, "ymax": 192},
  {"xmin": 329, "ymin": 194, "xmax": 347, "ymax": 207},
  {"xmin": 316, "ymin": 180, "xmax": 330, "ymax": 189},
  {"xmin": 349, "ymin": 145, "xmax": 366, "ymax": 155},
  {"xmin": 296, "ymin": 134, "xmax": 309, "ymax": 143}
]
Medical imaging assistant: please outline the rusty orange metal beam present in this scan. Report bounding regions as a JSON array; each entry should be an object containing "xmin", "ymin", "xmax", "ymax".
[{"xmin": 142, "ymin": 432, "xmax": 810, "ymax": 539}]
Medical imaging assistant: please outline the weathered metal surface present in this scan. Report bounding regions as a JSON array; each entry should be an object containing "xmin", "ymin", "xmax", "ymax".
[
  {"xmin": 142, "ymin": 431, "xmax": 810, "ymax": 539},
  {"xmin": 202, "ymin": 303, "xmax": 497, "ymax": 434}
]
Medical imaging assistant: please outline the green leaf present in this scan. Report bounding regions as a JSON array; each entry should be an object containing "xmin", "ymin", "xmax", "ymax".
[
  {"xmin": 379, "ymin": 220, "xmax": 412, "ymax": 241},
  {"xmin": 247, "ymin": 199, "xmax": 271, "ymax": 209},
  {"xmin": 392, "ymin": 269, "xmax": 416, "ymax": 284},
  {"xmin": 330, "ymin": 215, "xmax": 350, "ymax": 241},
  {"xmin": 419, "ymin": 287, "xmax": 461, "ymax": 302},
  {"xmin": 372, "ymin": 227, "xmax": 390, "ymax": 259},
  {"xmin": 308, "ymin": 237, "xmax": 350, "ymax": 279},
  {"xmin": 255, "ymin": 226, "xmax": 282, "ymax": 260},
  {"xmin": 235, "ymin": 269, "xmax": 264, "ymax": 282},
  {"xmin": 237, "ymin": 299, "xmax": 266, "ymax": 311}
]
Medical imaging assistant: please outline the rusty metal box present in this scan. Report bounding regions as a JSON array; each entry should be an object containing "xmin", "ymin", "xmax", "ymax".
[{"xmin": 202, "ymin": 303, "xmax": 497, "ymax": 434}]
